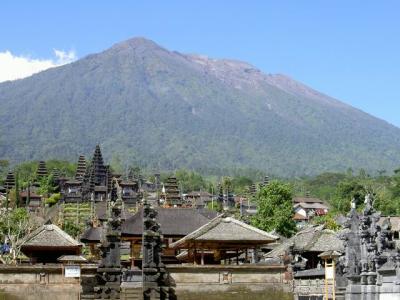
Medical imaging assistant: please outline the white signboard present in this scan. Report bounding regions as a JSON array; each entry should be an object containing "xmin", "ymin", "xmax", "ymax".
[
  {"xmin": 325, "ymin": 266, "xmax": 334, "ymax": 279},
  {"xmin": 65, "ymin": 265, "xmax": 81, "ymax": 278}
]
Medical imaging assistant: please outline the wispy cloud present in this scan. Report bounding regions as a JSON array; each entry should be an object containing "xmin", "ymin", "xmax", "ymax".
[{"xmin": 0, "ymin": 49, "xmax": 77, "ymax": 83}]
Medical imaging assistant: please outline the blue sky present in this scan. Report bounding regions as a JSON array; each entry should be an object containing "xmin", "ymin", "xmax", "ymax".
[{"xmin": 1, "ymin": 1, "xmax": 400, "ymax": 126}]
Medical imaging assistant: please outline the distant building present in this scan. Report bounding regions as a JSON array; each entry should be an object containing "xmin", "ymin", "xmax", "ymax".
[
  {"xmin": 265, "ymin": 225, "xmax": 343, "ymax": 270},
  {"xmin": 184, "ymin": 191, "xmax": 213, "ymax": 208},
  {"xmin": 293, "ymin": 197, "xmax": 329, "ymax": 224},
  {"xmin": 19, "ymin": 190, "xmax": 42, "ymax": 211},
  {"xmin": 378, "ymin": 216, "xmax": 400, "ymax": 246}
]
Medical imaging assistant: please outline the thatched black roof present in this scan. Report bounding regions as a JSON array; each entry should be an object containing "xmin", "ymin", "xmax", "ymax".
[
  {"xmin": 122, "ymin": 207, "xmax": 218, "ymax": 237},
  {"xmin": 80, "ymin": 226, "xmax": 102, "ymax": 243}
]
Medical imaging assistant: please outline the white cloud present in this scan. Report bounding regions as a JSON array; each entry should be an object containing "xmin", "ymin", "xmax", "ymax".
[{"xmin": 0, "ymin": 49, "xmax": 77, "ymax": 83}]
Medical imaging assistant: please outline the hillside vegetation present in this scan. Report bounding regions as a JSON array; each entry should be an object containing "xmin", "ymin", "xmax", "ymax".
[{"xmin": 1, "ymin": 37, "xmax": 400, "ymax": 176}]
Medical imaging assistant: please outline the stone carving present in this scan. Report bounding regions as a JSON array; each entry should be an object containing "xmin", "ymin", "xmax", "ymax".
[
  {"xmin": 94, "ymin": 178, "xmax": 122, "ymax": 299},
  {"xmin": 339, "ymin": 194, "xmax": 400, "ymax": 299},
  {"xmin": 142, "ymin": 201, "xmax": 175, "ymax": 300}
]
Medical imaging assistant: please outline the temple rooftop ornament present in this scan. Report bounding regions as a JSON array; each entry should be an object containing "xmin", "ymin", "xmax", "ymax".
[
  {"xmin": 36, "ymin": 161, "xmax": 48, "ymax": 179},
  {"xmin": 163, "ymin": 176, "xmax": 182, "ymax": 207},
  {"xmin": 93, "ymin": 178, "xmax": 123, "ymax": 299},
  {"xmin": 4, "ymin": 171, "xmax": 15, "ymax": 191},
  {"xmin": 339, "ymin": 193, "xmax": 400, "ymax": 299}
]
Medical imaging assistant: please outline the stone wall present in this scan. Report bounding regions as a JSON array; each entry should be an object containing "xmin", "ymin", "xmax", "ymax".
[
  {"xmin": 0, "ymin": 264, "xmax": 96, "ymax": 300},
  {"xmin": 166, "ymin": 264, "xmax": 291, "ymax": 293},
  {"xmin": 0, "ymin": 264, "xmax": 291, "ymax": 299}
]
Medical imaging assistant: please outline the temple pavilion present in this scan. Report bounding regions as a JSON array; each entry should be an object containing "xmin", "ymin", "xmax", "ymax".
[
  {"xmin": 122, "ymin": 207, "xmax": 217, "ymax": 265},
  {"xmin": 20, "ymin": 223, "xmax": 82, "ymax": 263},
  {"xmin": 169, "ymin": 216, "xmax": 278, "ymax": 265}
]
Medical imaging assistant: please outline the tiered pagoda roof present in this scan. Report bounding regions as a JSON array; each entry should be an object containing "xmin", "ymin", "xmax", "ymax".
[
  {"xmin": 51, "ymin": 168, "xmax": 61, "ymax": 181},
  {"xmin": 227, "ymin": 186, "xmax": 235, "ymax": 208},
  {"xmin": 89, "ymin": 145, "xmax": 107, "ymax": 187},
  {"xmin": 164, "ymin": 176, "xmax": 182, "ymax": 206},
  {"xmin": 249, "ymin": 183, "xmax": 257, "ymax": 195},
  {"xmin": 4, "ymin": 171, "xmax": 15, "ymax": 191},
  {"xmin": 217, "ymin": 184, "xmax": 224, "ymax": 204},
  {"xmin": 36, "ymin": 161, "xmax": 48, "ymax": 179},
  {"xmin": 75, "ymin": 155, "xmax": 86, "ymax": 180},
  {"xmin": 260, "ymin": 176, "xmax": 270, "ymax": 189}
]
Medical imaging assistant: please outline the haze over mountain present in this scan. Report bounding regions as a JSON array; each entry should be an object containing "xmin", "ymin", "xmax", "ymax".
[{"xmin": 1, "ymin": 37, "xmax": 399, "ymax": 176}]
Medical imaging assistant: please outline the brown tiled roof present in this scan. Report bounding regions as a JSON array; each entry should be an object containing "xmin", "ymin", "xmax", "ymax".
[
  {"xmin": 293, "ymin": 213, "xmax": 308, "ymax": 220},
  {"xmin": 19, "ymin": 191, "xmax": 41, "ymax": 199},
  {"xmin": 122, "ymin": 207, "xmax": 218, "ymax": 237},
  {"xmin": 120, "ymin": 180, "xmax": 137, "ymax": 186},
  {"xmin": 294, "ymin": 202, "xmax": 328, "ymax": 210}
]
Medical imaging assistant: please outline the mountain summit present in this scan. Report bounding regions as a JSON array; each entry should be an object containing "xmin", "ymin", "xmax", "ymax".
[{"xmin": 1, "ymin": 37, "xmax": 399, "ymax": 176}]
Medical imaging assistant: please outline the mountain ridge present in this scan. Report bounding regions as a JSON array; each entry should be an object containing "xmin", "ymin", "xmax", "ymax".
[{"xmin": 0, "ymin": 37, "xmax": 399, "ymax": 176}]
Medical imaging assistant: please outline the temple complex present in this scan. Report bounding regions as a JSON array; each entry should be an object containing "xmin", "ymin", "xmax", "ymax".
[{"xmin": 62, "ymin": 145, "xmax": 140, "ymax": 205}]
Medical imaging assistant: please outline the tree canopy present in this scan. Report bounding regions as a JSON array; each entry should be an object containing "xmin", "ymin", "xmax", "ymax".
[{"xmin": 251, "ymin": 180, "xmax": 296, "ymax": 238}]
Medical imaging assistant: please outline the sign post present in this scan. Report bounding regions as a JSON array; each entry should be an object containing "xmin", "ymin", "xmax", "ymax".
[{"xmin": 64, "ymin": 265, "xmax": 81, "ymax": 278}]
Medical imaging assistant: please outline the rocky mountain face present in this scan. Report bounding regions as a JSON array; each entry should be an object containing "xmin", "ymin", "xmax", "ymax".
[{"xmin": 0, "ymin": 37, "xmax": 399, "ymax": 176}]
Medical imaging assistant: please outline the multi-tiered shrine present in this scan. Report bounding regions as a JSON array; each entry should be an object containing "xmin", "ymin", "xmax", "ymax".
[{"xmin": 62, "ymin": 145, "xmax": 140, "ymax": 205}]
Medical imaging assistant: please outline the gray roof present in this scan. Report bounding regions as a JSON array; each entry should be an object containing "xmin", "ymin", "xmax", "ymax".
[
  {"xmin": 122, "ymin": 207, "xmax": 218, "ymax": 237},
  {"xmin": 378, "ymin": 216, "xmax": 400, "ymax": 232},
  {"xmin": 294, "ymin": 202, "xmax": 328, "ymax": 210},
  {"xmin": 80, "ymin": 226, "xmax": 102, "ymax": 243},
  {"xmin": 170, "ymin": 216, "xmax": 278, "ymax": 248},
  {"xmin": 265, "ymin": 225, "xmax": 343, "ymax": 258},
  {"xmin": 21, "ymin": 224, "xmax": 81, "ymax": 248}
]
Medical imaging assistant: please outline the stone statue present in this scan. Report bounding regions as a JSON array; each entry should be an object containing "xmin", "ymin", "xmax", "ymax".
[{"xmin": 339, "ymin": 193, "xmax": 400, "ymax": 299}]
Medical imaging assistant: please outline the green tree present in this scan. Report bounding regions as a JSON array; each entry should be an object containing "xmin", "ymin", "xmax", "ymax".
[
  {"xmin": 206, "ymin": 200, "xmax": 222, "ymax": 212},
  {"xmin": 62, "ymin": 220, "xmax": 83, "ymax": 238},
  {"xmin": 312, "ymin": 212, "xmax": 340, "ymax": 231},
  {"xmin": 38, "ymin": 175, "xmax": 55, "ymax": 196},
  {"xmin": 175, "ymin": 169, "xmax": 208, "ymax": 192},
  {"xmin": 231, "ymin": 176, "xmax": 253, "ymax": 195},
  {"xmin": 45, "ymin": 193, "xmax": 61, "ymax": 206},
  {"xmin": 15, "ymin": 172, "xmax": 20, "ymax": 207},
  {"xmin": 0, "ymin": 208, "xmax": 38, "ymax": 264},
  {"xmin": 251, "ymin": 180, "xmax": 296, "ymax": 237},
  {"xmin": 0, "ymin": 160, "xmax": 9, "ymax": 181},
  {"xmin": 330, "ymin": 179, "xmax": 367, "ymax": 213}
]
